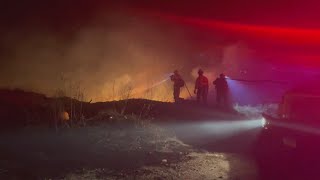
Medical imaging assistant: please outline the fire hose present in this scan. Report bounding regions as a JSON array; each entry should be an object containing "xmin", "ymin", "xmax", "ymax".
[{"xmin": 184, "ymin": 83, "xmax": 193, "ymax": 99}]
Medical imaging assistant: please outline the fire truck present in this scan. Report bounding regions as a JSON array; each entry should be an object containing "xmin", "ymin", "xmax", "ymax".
[{"xmin": 255, "ymin": 86, "xmax": 320, "ymax": 177}]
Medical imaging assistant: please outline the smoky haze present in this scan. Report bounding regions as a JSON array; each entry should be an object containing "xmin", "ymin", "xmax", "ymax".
[
  {"xmin": 1, "ymin": 10, "xmax": 184, "ymax": 101},
  {"xmin": 1, "ymin": 4, "xmax": 252, "ymax": 103},
  {"xmin": 4, "ymin": 1, "xmax": 312, "ymax": 105}
]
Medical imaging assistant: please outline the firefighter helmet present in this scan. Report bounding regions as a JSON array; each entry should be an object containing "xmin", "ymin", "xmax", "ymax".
[{"xmin": 198, "ymin": 69, "xmax": 204, "ymax": 75}]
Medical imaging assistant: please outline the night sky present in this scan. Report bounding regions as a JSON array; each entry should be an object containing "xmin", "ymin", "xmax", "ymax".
[{"xmin": 1, "ymin": 1, "xmax": 320, "ymax": 103}]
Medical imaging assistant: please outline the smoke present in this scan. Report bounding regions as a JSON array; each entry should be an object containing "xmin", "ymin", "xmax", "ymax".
[
  {"xmin": 0, "ymin": 7, "xmax": 272, "ymax": 104},
  {"xmin": 233, "ymin": 104, "xmax": 279, "ymax": 118},
  {"xmin": 0, "ymin": 10, "xmax": 196, "ymax": 102}
]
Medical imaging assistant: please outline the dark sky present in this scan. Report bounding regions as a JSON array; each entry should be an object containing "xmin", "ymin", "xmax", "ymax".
[
  {"xmin": 2, "ymin": 0, "xmax": 320, "ymax": 27},
  {"xmin": 3, "ymin": 0, "xmax": 320, "ymax": 51},
  {"xmin": 130, "ymin": 0, "xmax": 320, "ymax": 27}
]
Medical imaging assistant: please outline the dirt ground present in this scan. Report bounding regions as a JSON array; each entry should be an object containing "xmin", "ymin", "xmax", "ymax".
[
  {"xmin": 0, "ymin": 91, "xmax": 262, "ymax": 180},
  {"xmin": 64, "ymin": 152, "xmax": 256, "ymax": 180},
  {"xmin": 0, "ymin": 111, "xmax": 259, "ymax": 180}
]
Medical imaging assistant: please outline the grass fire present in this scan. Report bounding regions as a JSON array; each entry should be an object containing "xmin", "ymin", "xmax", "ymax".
[{"xmin": 2, "ymin": 1, "xmax": 320, "ymax": 180}]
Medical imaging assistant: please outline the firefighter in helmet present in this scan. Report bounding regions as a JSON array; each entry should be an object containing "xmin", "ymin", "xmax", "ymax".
[
  {"xmin": 213, "ymin": 73, "xmax": 229, "ymax": 107},
  {"xmin": 194, "ymin": 69, "xmax": 209, "ymax": 105},
  {"xmin": 170, "ymin": 70, "xmax": 185, "ymax": 103}
]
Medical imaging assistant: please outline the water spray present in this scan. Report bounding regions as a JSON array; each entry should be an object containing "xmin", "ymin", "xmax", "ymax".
[{"xmin": 150, "ymin": 77, "xmax": 171, "ymax": 89}]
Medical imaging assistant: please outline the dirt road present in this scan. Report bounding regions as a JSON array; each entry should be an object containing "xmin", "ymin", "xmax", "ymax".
[
  {"xmin": 0, "ymin": 117, "xmax": 260, "ymax": 180},
  {"xmin": 3, "ymin": 98, "xmax": 300, "ymax": 180}
]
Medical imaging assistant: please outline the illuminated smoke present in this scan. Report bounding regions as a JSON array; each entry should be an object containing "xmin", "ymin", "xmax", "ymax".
[
  {"xmin": 165, "ymin": 119, "xmax": 265, "ymax": 143},
  {"xmin": 233, "ymin": 104, "xmax": 279, "ymax": 118},
  {"xmin": 0, "ymin": 8, "xmax": 276, "ymax": 104},
  {"xmin": 0, "ymin": 6, "xmax": 255, "ymax": 101},
  {"xmin": 0, "ymin": 11, "xmax": 197, "ymax": 102}
]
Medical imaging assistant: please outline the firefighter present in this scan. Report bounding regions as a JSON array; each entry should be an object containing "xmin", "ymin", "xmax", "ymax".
[
  {"xmin": 194, "ymin": 69, "xmax": 209, "ymax": 105},
  {"xmin": 170, "ymin": 70, "xmax": 185, "ymax": 103},
  {"xmin": 213, "ymin": 73, "xmax": 229, "ymax": 107}
]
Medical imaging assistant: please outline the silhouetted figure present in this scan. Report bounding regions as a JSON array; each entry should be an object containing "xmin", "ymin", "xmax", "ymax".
[
  {"xmin": 213, "ymin": 73, "xmax": 229, "ymax": 107},
  {"xmin": 170, "ymin": 70, "xmax": 185, "ymax": 103},
  {"xmin": 194, "ymin": 69, "xmax": 209, "ymax": 105}
]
